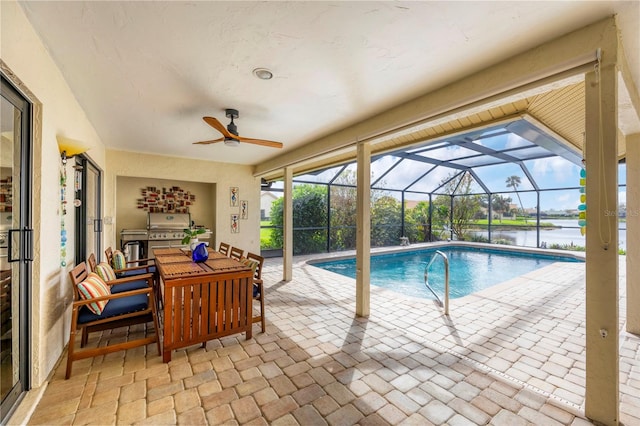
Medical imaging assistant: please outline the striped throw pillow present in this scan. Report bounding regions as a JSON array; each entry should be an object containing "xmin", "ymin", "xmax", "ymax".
[
  {"xmin": 112, "ymin": 250, "xmax": 126, "ymax": 270},
  {"xmin": 240, "ymin": 257, "xmax": 260, "ymax": 274},
  {"xmin": 77, "ymin": 272, "xmax": 111, "ymax": 315},
  {"xmin": 95, "ymin": 262, "xmax": 117, "ymax": 282}
]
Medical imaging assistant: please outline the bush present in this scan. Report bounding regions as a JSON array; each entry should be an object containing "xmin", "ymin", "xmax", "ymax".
[
  {"xmin": 548, "ymin": 243, "xmax": 585, "ymax": 252},
  {"xmin": 469, "ymin": 234, "xmax": 489, "ymax": 243},
  {"xmin": 269, "ymin": 184, "xmax": 328, "ymax": 255}
]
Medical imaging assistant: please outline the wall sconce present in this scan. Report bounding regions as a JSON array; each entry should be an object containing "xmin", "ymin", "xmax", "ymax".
[{"xmin": 57, "ymin": 135, "xmax": 89, "ymax": 164}]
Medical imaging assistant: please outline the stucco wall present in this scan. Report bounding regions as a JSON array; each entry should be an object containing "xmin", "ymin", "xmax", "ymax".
[{"xmin": 1, "ymin": 0, "xmax": 107, "ymax": 385}]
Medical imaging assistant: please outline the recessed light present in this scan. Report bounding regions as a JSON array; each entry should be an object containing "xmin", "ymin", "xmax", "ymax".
[{"xmin": 253, "ymin": 68, "xmax": 273, "ymax": 80}]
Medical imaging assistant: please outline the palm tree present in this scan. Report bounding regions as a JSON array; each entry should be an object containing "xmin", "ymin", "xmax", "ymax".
[{"xmin": 505, "ymin": 175, "xmax": 527, "ymax": 223}]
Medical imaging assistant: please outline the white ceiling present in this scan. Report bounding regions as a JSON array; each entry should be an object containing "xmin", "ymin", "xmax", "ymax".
[{"xmin": 18, "ymin": 1, "xmax": 640, "ymax": 167}]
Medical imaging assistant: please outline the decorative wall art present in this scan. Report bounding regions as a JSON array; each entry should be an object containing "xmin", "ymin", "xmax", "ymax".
[
  {"xmin": 578, "ymin": 161, "xmax": 587, "ymax": 236},
  {"xmin": 231, "ymin": 214, "xmax": 239, "ymax": 233},
  {"xmin": 60, "ymin": 165, "xmax": 67, "ymax": 267},
  {"xmin": 230, "ymin": 187, "xmax": 239, "ymax": 207},
  {"xmin": 137, "ymin": 186, "xmax": 195, "ymax": 213},
  {"xmin": 240, "ymin": 200, "xmax": 248, "ymax": 220}
]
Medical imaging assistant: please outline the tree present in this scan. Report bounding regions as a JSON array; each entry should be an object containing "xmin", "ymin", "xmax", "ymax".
[
  {"xmin": 329, "ymin": 174, "xmax": 358, "ymax": 251},
  {"xmin": 433, "ymin": 172, "xmax": 482, "ymax": 240},
  {"xmin": 432, "ymin": 203, "xmax": 451, "ymax": 240},
  {"xmin": 408, "ymin": 201, "xmax": 431, "ymax": 242},
  {"xmin": 269, "ymin": 184, "xmax": 328, "ymax": 254},
  {"xmin": 269, "ymin": 169, "xmax": 424, "ymax": 254},
  {"xmin": 406, "ymin": 200, "xmax": 452, "ymax": 242},
  {"xmin": 402, "ymin": 208, "xmax": 420, "ymax": 243},
  {"xmin": 329, "ymin": 170, "xmax": 401, "ymax": 250},
  {"xmin": 371, "ymin": 195, "xmax": 402, "ymax": 247},
  {"xmin": 505, "ymin": 175, "xmax": 526, "ymax": 223},
  {"xmin": 491, "ymin": 194, "xmax": 512, "ymax": 223}
]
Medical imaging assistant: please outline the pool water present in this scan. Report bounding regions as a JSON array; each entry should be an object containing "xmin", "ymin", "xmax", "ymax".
[{"xmin": 312, "ymin": 246, "xmax": 583, "ymax": 300}]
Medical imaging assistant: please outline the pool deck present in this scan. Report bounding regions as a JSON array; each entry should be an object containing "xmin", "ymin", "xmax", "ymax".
[{"xmin": 18, "ymin": 246, "xmax": 640, "ymax": 425}]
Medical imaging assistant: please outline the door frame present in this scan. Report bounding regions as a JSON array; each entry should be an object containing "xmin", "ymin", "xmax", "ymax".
[
  {"xmin": 0, "ymin": 74, "xmax": 33, "ymax": 423},
  {"xmin": 74, "ymin": 156, "xmax": 103, "ymax": 265}
]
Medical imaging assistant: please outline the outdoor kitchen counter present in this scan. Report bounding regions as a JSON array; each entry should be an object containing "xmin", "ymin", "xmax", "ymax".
[{"xmin": 154, "ymin": 248, "xmax": 253, "ymax": 362}]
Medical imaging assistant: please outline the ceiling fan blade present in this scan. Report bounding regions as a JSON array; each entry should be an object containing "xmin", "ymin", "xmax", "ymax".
[
  {"xmin": 201, "ymin": 114, "xmax": 282, "ymax": 148},
  {"xmin": 238, "ymin": 136, "xmax": 283, "ymax": 149},
  {"xmin": 203, "ymin": 116, "xmax": 235, "ymax": 139},
  {"xmin": 193, "ymin": 137, "xmax": 224, "ymax": 145}
]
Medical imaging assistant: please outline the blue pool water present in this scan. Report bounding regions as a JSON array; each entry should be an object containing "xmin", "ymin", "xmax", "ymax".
[{"xmin": 312, "ymin": 246, "xmax": 583, "ymax": 300}]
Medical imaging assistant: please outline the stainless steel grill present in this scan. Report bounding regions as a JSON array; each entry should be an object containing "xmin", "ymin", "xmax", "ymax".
[
  {"xmin": 147, "ymin": 213, "xmax": 192, "ymax": 240},
  {"xmin": 120, "ymin": 229, "xmax": 148, "ymax": 243},
  {"xmin": 120, "ymin": 213, "xmax": 211, "ymax": 259}
]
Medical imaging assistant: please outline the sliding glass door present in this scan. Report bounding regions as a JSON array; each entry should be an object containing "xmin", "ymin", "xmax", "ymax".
[
  {"xmin": 1, "ymin": 75, "xmax": 33, "ymax": 422},
  {"xmin": 74, "ymin": 157, "xmax": 102, "ymax": 265}
]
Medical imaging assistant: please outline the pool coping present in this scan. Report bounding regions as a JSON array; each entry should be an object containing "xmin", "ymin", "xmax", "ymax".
[{"xmin": 304, "ymin": 241, "xmax": 586, "ymax": 266}]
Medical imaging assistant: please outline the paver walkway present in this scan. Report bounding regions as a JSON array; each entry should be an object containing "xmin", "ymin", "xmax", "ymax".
[{"xmin": 19, "ymin": 251, "xmax": 640, "ymax": 425}]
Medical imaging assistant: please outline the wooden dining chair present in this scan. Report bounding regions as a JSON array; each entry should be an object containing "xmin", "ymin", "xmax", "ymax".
[
  {"xmin": 105, "ymin": 246, "xmax": 155, "ymax": 276},
  {"xmin": 66, "ymin": 261, "xmax": 160, "ymax": 378},
  {"xmin": 104, "ymin": 247, "xmax": 160, "ymax": 304},
  {"xmin": 218, "ymin": 242, "xmax": 231, "ymax": 257},
  {"xmin": 89, "ymin": 252, "xmax": 154, "ymax": 295},
  {"xmin": 230, "ymin": 246, "xmax": 244, "ymax": 261},
  {"xmin": 87, "ymin": 253, "xmax": 98, "ymax": 273},
  {"xmin": 246, "ymin": 252, "xmax": 265, "ymax": 333}
]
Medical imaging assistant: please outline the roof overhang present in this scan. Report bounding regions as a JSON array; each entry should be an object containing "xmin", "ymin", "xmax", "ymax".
[{"xmin": 256, "ymin": 16, "xmax": 638, "ymax": 183}]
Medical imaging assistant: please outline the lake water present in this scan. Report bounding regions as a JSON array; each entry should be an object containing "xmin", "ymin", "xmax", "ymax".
[{"xmin": 470, "ymin": 219, "xmax": 627, "ymax": 250}]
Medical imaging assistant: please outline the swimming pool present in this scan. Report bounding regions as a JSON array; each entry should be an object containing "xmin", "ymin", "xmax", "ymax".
[{"xmin": 311, "ymin": 245, "xmax": 584, "ymax": 300}]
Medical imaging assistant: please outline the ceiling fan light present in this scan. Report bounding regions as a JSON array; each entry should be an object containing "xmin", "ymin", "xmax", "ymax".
[
  {"xmin": 253, "ymin": 68, "xmax": 273, "ymax": 80},
  {"xmin": 224, "ymin": 138, "xmax": 241, "ymax": 147}
]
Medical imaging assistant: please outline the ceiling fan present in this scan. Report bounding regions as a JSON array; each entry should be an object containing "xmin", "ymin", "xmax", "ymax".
[{"xmin": 194, "ymin": 109, "xmax": 283, "ymax": 149}]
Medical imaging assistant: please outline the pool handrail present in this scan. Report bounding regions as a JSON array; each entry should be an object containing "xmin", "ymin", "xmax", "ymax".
[{"xmin": 424, "ymin": 250, "xmax": 450, "ymax": 316}]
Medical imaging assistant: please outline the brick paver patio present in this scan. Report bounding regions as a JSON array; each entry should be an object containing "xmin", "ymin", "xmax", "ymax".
[{"xmin": 19, "ymin": 248, "xmax": 640, "ymax": 425}]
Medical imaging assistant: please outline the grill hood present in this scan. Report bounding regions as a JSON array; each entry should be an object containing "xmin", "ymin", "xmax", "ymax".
[{"xmin": 147, "ymin": 212, "xmax": 191, "ymax": 230}]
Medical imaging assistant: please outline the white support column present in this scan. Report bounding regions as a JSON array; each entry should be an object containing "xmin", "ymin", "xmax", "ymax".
[
  {"xmin": 584, "ymin": 60, "xmax": 619, "ymax": 424},
  {"xmin": 626, "ymin": 133, "xmax": 640, "ymax": 334},
  {"xmin": 356, "ymin": 142, "xmax": 371, "ymax": 317},
  {"xmin": 283, "ymin": 167, "xmax": 293, "ymax": 282}
]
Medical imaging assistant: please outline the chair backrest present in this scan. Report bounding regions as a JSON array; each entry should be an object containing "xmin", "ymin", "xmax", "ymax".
[
  {"xmin": 105, "ymin": 247, "xmax": 114, "ymax": 266},
  {"xmin": 87, "ymin": 253, "xmax": 97, "ymax": 273},
  {"xmin": 218, "ymin": 242, "xmax": 230, "ymax": 256},
  {"xmin": 246, "ymin": 252, "xmax": 264, "ymax": 281},
  {"xmin": 230, "ymin": 246, "xmax": 244, "ymax": 261},
  {"xmin": 69, "ymin": 262, "xmax": 90, "ymax": 301}
]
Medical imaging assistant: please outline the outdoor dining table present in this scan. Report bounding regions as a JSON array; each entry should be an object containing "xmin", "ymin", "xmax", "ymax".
[{"xmin": 153, "ymin": 247, "xmax": 254, "ymax": 362}]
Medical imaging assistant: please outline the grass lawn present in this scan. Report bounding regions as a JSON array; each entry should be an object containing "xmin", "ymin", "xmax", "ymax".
[
  {"xmin": 260, "ymin": 220, "xmax": 274, "ymax": 247},
  {"xmin": 473, "ymin": 218, "xmax": 557, "ymax": 227}
]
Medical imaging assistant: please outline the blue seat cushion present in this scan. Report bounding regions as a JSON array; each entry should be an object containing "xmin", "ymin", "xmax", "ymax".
[
  {"xmin": 78, "ymin": 293, "xmax": 149, "ymax": 325},
  {"xmin": 116, "ymin": 265, "xmax": 156, "ymax": 278},
  {"xmin": 110, "ymin": 278, "xmax": 149, "ymax": 294}
]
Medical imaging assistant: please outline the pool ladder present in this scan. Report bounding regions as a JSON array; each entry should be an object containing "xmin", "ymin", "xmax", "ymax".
[{"xmin": 424, "ymin": 250, "xmax": 450, "ymax": 315}]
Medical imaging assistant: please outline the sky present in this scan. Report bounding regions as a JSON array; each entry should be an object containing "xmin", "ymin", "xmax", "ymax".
[{"xmin": 270, "ymin": 130, "xmax": 627, "ymax": 212}]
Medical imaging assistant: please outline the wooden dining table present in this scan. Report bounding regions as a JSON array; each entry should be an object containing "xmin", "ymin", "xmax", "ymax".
[{"xmin": 153, "ymin": 247, "xmax": 254, "ymax": 362}]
